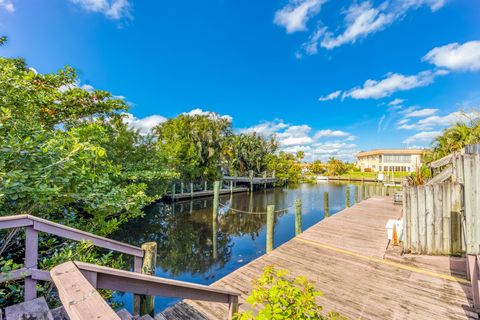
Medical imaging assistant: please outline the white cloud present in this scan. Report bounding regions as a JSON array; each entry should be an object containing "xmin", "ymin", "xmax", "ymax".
[
  {"xmin": 403, "ymin": 131, "xmax": 441, "ymax": 144},
  {"xmin": 0, "ymin": 0, "xmax": 14, "ymax": 13},
  {"xmin": 182, "ymin": 108, "xmax": 233, "ymax": 122},
  {"xmin": 277, "ymin": 125, "xmax": 313, "ymax": 146},
  {"xmin": 240, "ymin": 120, "xmax": 356, "ymax": 161},
  {"xmin": 122, "ymin": 113, "xmax": 167, "ymax": 135},
  {"xmin": 398, "ymin": 111, "xmax": 480, "ymax": 130},
  {"xmin": 388, "ymin": 98, "xmax": 405, "ymax": 106},
  {"xmin": 343, "ymin": 70, "xmax": 447, "ymax": 99},
  {"xmin": 423, "ymin": 40, "xmax": 480, "ymax": 71},
  {"xmin": 404, "ymin": 108, "xmax": 439, "ymax": 118},
  {"xmin": 318, "ymin": 90, "xmax": 341, "ymax": 101},
  {"xmin": 274, "ymin": 0, "xmax": 326, "ymax": 34},
  {"xmin": 301, "ymin": 0, "xmax": 445, "ymax": 53},
  {"xmin": 314, "ymin": 129, "xmax": 350, "ymax": 139},
  {"xmin": 69, "ymin": 0, "xmax": 132, "ymax": 20}
]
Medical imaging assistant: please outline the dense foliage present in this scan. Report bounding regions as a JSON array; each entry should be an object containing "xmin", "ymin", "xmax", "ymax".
[
  {"xmin": 233, "ymin": 266, "xmax": 345, "ymax": 320},
  {"xmin": 0, "ymin": 38, "xmax": 172, "ymax": 306}
]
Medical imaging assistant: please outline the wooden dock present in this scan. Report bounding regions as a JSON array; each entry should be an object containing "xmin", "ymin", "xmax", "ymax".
[
  {"xmin": 181, "ymin": 197, "xmax": 477, "ymax": 319},
  {"xmin": 165, "ymin": 187, "xmax": 248, "ymax": 201}
]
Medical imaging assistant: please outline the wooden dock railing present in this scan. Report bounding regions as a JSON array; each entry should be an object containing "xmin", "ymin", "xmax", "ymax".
[
  {"xmin": 0, "ymin": 214, "xmax": 239, "ymax": 318},
  {"xmin": 51, "ymin": 261, "xmax": 240, "ymax": 320}
]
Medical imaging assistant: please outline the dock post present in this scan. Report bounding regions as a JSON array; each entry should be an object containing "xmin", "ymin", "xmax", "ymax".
[
  {"xmin": 354, "ymin": 186, "xmax": 358, "ymax": 204},
  {"xmin": 134, "ymin": 242, "xmax": 157, "ymax": 316},
  {"xmin": 295, "ymin": 199, "xmax": 302, "ymax": 235},
  {"xmin": 212, "ymin": 181, "xmax": 220, "ymax": 259},
  {"xmin": 266, "ymin": 205, "xmax": 275, "ymax": 252},
  {"xmin": 324, "ymin": 192, "xmax": 329, "ymax": 218},
  {"xmin": 172, "ymin": 183, "xmax": 176, "ymax": 201},
  {"xmin": 24, "ymin": 226, "xmax": 38, "ymax": 301},
  {"xmin": 346, "ymin": 186, "xmax": 351, "ymax": 208},
  {"xmin": 204, "ymin": 181, "xmax": 208, "ymax": 191},
  {"xmin": 181, "ymin": 181, "xmax": 184, "ymax": 194},
  {"xmin": 263, "ymin": 171, "xmax": 267, "ymax": 189},
  {"xmin": 190, "ymin": 182, "xmax": 194, "ymax": 199},
  {"xmin": 249, "ymin": 170, "xmax": 254, "ymax": 193},
  {"xmin": 230, "ymin": 180, "xmax": 233, "ymax": 194}
]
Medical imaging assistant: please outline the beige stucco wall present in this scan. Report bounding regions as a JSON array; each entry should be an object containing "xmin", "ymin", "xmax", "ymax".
[{"xmin": 357, "ymin": 153, "xmax": 422, "ymax": 172}]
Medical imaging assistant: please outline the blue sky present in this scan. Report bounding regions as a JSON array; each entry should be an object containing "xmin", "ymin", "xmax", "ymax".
[{"xmin": 1, "ymin": 0, "xmax": 479, "ymax": 161}]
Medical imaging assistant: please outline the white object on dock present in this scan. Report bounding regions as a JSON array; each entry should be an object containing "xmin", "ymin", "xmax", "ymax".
[{"xmin": 386, "ymin": 219, "xmax": 403, "ymax": 241}]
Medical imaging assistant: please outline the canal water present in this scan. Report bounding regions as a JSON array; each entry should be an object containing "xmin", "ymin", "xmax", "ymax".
[{"xmin": 112, "ymin": 181, "xmax": 377, "ymax": 313}]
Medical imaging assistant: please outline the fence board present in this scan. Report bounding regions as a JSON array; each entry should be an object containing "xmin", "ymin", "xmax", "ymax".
[
  {"xmin": 410, "ymin": 187, "xmax": 419, "ymax": 253},
  {"xmin": 442, "ymin": 183, "xmax": 452, "ymax": 254},
  {"xmin": 417, "ymin": 186, "xmax": 426, "ymax": 253},
  {"xmin": 433, "ymin": 183, "xmax": 443, "ymax": 254},
  {"xmin": 451, "ymin": 183, "xmax": 462, "ymax": 254},
  {"xmin": 425, "ymin": 185, "xmax": 434, "ymax": 253}
]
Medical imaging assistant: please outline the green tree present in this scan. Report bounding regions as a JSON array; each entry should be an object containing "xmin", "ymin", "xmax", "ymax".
[
  {"xmin": 310, "ymin": 160, "xmax": 325, "ymax": 175},
  {"xmin": 224, "ymin": 133, "xmax": 277, "ymax": 176},
  {"xmin": 154, "ymin": 113, "xmax": 232, "ymax": 181},
  {"xmin": 325, "ymin": 157, "xmax": 348, "ymax": 176}
]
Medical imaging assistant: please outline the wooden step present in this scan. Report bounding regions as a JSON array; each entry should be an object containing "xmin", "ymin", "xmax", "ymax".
[
  {"xmin": 155, "ymin": 302, "xmax": 209, "ymax": 320},
  {"xmin": 4, "ymin": 297, "xmax": 53, "ymax": 320}
]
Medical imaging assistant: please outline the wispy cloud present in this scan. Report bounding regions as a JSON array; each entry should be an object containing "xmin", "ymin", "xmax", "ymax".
[
  {"xmin": 318, "ymin": 90, "xmax": 341, "ymax": 101},
  {"xmin": 403, "ymin": 108, "xmax": 439, "ymax": 118},
  {"xmin": 0, "ymin": 0, "xmax": 14, "ymax": 13},
  {"xmin": 182, "ymin": 108, "xmax": 233, "ymax": 122},
  {"xmin": 343, "ymin": 70, "xmax": 447, "ymax": 100},
  {"xmin": 69, "ymin": 0, "xmax": 132, "ymax": 20},
  {"xmin": 388, "ymin": 98, "xmax": 405, "ymax": 106},
  {"xmin": 299, "ymin": 0, "xmax": 445, "ymax": 54},
  {"xmin": 403, "ymin": 131, "xmax": 441, "ymax": 144},
  {"xmin": 274, "ymin": 0, "xmax": 326, "ymax": 34},
  {"xmin": 423, "ymin": 40, "xmax": 480, "ymax": 72},
  {"xmin": 314, "ymin": 129, "xmax": 350, "ymax": 139},
  {"xmin": 398, "ymin": 111, "xmax": 480, "ymax": 130}
]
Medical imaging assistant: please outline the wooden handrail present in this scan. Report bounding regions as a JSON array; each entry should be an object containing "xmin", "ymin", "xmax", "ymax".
[
  {"xmin": 0, "ymin": 215, "xmax": 144, "ymax": 257},
  {"xmin": 51, "ymin": 261, "xmax": 240, "ymax": 320},
  {"xmin": 51, "ymin": 261, "xmax": 121, "ymax": 320},
  {"xmin": 0, "ymin": 214, "xmax": 143, "ymax": 301}
]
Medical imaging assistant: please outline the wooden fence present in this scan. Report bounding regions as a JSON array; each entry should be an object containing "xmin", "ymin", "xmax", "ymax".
[{"xmin": 403, "ymin": 148, "xmax": 480, "ymax": 256}]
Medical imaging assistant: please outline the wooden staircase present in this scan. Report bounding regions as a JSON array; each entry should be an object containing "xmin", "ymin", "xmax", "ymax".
[
  {"xmin": 0, "ymin": 215, "xmax": 239, "ymax": 320},
  {"xmin": 0, "ymin": 297, "xmax": 207, "ymax": 320}
]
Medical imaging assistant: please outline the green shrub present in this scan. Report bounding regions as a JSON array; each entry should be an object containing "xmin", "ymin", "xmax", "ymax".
[{"xmin": 234, "ymin": 266, "xmax": 346, "ymax": 320}]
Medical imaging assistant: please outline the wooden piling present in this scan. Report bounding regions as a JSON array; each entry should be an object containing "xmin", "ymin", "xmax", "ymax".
[
  {"xmin": 134, "ymin": 242, "xmax": 157, "ymax": 316},
  {"xmin": 213, "ymin": 181, "xmax": 220, "ymax": 260},
  {"xmin": 346, "ymin": 186, "xmax": 351, "ymax": 208},
  {"xmin": 230, "ymin": 181, "xmax": 233, "ymax": 194},
  {"xmin": 172, "ymin": 183, "xmax": 176, "ymax": 200},
  {"xmin": 204, "ymin": 181, "xmax": 208, "ymax": 191},
  {"xmin": 295, "ymin": 199, "xmax": 302, "ymax": 236},
  {"xmin": 249, "ymin": 170, "xmax": 254, "ymax": 193},
  {"xmin": 181, "ymin": 182, "xmax": 184, "ymax": 194},
  {"xmin": 324, "ymin": 192, "xmax": 329, "ymax": 218},
  {"xmin": 190, "ymin": 182, "xmax": 194, "ymax": 199},
  {"xmin": 266, "ymin": 205, "xmax": 275, "ymax": 252}
]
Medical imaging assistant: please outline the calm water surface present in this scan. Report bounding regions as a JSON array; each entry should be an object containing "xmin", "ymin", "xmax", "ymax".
[{"xmin": 112, "ymin": 181, "xmax": 371, "ymax": 313}]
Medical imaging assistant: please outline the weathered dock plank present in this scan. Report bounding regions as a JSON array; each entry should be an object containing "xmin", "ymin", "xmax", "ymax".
[{"xmin": 182, "ymin": 197, "xmax": 475, "ymax": 320}]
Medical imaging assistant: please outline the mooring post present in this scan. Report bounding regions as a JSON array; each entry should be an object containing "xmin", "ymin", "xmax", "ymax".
[
  {"xmin": 346, "ymin": 186, "xmax": 351, "ymax": 208},
  {"xmin": 266, "ymin": 205, "xmax": 275, "ymax": 252},
  {"xmin": 181, "ymin": 181, "xmax": 184, "ymax": 194},
  {"xmin": 172, "ymin": 183, "xmax": 176, "ymax": 200},
  {"xmin": 204, "ymin": 181, "xmax": 208, "ymax": 191},
  {"xmin": 24, "ymin": 226, "xmax": 38, "ymax": 301},
  {"xmin": 212, "ymin": 181, "xmax": 220, "ymax": 259},
  {"xmin": 263, "ymin": 171, "xmax": 267, "ymax": 189},
  {"xmin": 230, "ymin": 180, "xmax": 233, "ymax": 194},
  {"xmin": 295, "ymin": 199, "xmax": 302, "ymax": 236},
  {"xmin": 324, "ymin": 192, "xmax": 329, "ymax": 218},
  {"xmin": 190, "ymin": 182, "xmax": 194, "ymax": 199},
  {"xmin": 354, "ymin": 186, "xmax": 359, "ymax": 204},
  {"xmin": 133, "ymin": 242, "xmax": 157, "ymax": 316},
  {"xmin": 249, "ymin": 170, "xmax": 254, "ymax": 193}
]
